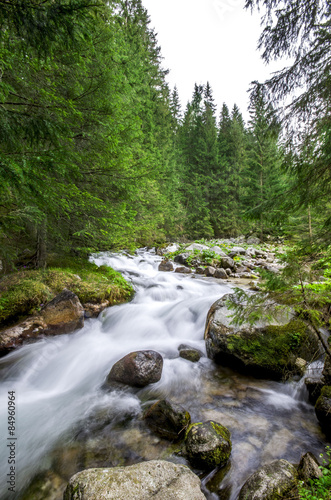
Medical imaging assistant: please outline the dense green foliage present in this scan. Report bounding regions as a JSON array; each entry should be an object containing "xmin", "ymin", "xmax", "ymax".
[{"xmin": 0, "ymin": 0, "xmax": 330, "ymax": 274}]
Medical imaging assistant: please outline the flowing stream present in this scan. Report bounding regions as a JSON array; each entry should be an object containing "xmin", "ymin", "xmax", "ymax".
[{"xmin": 0, "ymin": 249, "xmax": 327, "ymax": 500}]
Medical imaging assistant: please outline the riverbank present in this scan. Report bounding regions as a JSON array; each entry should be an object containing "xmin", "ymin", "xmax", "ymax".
[{"xmin": 0, "ymin": 256, "xmax": 134, "ymax": 328}]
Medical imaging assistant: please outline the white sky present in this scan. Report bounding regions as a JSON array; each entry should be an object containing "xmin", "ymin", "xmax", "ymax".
[{"xmin": 142, "ymin": 0, "xmax": 286, "ymax": 123}]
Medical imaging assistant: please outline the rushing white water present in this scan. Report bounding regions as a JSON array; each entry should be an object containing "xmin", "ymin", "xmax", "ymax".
[{"xmin": 0, "ymin": 249, "xmax": 327, "ymax": 500}]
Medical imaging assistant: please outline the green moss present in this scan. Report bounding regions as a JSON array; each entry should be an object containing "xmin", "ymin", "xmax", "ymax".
[
  {"xmin": 227, "ymin": 319, "xmax": 309, "ymax": 373},
  {"xmin": 320, "ymin": 385, "xmax": 331, "ymax": 399},
  {"xmin": 185, "ymin": 422, "xmax": 203, "ymax": 439},
  {"xmin": 0, "ymin": 258, "xmax": 133, "ymax": 325},
  {"xmin": 210, "ymin": 421, "xmax": 231, "ymax": 441}
]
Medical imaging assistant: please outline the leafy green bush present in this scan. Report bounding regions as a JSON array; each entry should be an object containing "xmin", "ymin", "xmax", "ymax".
[{"xmin": 299, "ymin": 447, "xmax": 331, "ymax": 500}]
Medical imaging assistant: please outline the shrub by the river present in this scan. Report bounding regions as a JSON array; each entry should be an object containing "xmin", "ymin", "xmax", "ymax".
[{"xmin": 299, "ymin": 446, "xmax": 331, "ymax": 500}]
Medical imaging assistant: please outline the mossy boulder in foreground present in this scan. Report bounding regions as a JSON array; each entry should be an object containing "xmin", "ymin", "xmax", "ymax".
[
  {"xmin": 238, "ymin": 459, "xmax": 298, "ymax": 500},
  {"xmin": 63, "ymin": 460, "xmax": 206, "ymax": 500},
  {"xmin": 204, "ymin": 294, "xmax": 321, "ymax": 380},
  {"xmin": 185, "ymin": 420, "xmax": 231, "ymax": 470}
]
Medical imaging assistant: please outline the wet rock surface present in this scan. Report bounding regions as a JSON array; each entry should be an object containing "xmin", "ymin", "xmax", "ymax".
[
  {"xmin": 143, "ymin": 398, "xmax": 191, "ymax": 440},
  {"xmin": 185, "ymin": 420, "xmax": 232, "ymax": 470},
  {"xmin": 315, "ymin": 385, "xmax": 331, "ymax": 438},
  {"xmin": 0, "ymin": 289, "xmax": 84, "ymax": 356},
  {"xmin": 106, "ymin": 350, "xmax": 163, "ymax": 388},
  {"xmin": 204, "ymin": 294, "xmax": 321, "ymax": 380},
  {"xmin": 63, "ymin": 460, "xmax": 206, "ymax": 500},
  {"xmin": 238, "ymin": 459, "xmax": 298, "ymax": 500}
]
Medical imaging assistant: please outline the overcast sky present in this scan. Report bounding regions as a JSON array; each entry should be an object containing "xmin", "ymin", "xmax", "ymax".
[{"xmin": 142, "ymin": 0, "xmax": 285, "ymax": 123}]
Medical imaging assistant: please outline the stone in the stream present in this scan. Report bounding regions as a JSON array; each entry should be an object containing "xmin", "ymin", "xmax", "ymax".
[
  {"xmin": 143, "ymin": 399, "xmax": 191, "ymax": 440},
  {"xmin": 175, "ymin": 266, "xmax": 192, "ymax": 274},
  {"xmin": 214, "ymin": 268, "xmax": 228, "ymax": 279},
  {"xmin": 178, "ymin": 344, "xmax": 203, "ymax": 362},
  {"xmin": 158, "ymin": 260, "xmax": 174, "ymax": 272},
  {"xmin": 204, "ymin": 294, "xmax": 321, "ymax": 380},
  {"xmin": 185, "ymin": 421, "xmax": 231, "ymax": 470},
  {"xmin": 297, "ymin": 452, "xmax": 322, "ymax": 483},
  {"xmin": 63, "ymin": 460, "xmax": 206, "ymax": 500},
  {"xmin": 315, "ymin": 386, "xmax": 331, "ymax": 439},
  {"xmin": 238, "ymin": 459, "xmax": 298, "ymax": 500},
  {"xmin": 204, "ymin": 266, "xmax": 216, "ymax": 277},
  {"xmin": 305, "ymin": 377, "xmax": 324, "ymax": 404},
  {"xmin": 106, "ymin": 350, "xmax": 163, "ymax": 388}
]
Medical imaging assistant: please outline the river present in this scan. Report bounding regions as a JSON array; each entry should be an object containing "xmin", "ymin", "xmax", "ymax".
[{"xmin": 0, "ymin": 249, "xmax": 327, "ymax": 499}]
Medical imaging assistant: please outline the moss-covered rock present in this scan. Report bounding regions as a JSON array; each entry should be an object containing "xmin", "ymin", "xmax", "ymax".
[
  {"xmin": 143, "ymin": 399, "xmax": 191, "ymax": 440},
  {"xmin": 204, "ymin": 295, "xmax": 321, "ymax": 380},
  {"xmin": 185, "ymin": 420, "xmax": 231, "ymax": 470},
  {"xmin": 63, "ymin": 460, "xmax": 206, "ymax": 500},
  {"xmin": 238, "ymin": 459, "xmax": 298, "ymax": 500},
  {"xmin": 315, "ymin": 385, "xmax": 331, "ymax": 439}
]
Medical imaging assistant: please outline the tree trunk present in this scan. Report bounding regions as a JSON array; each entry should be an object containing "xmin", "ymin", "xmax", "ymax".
[{"xmin": 36, "ymin": 218, "xmax": 47, "ymax": 269}]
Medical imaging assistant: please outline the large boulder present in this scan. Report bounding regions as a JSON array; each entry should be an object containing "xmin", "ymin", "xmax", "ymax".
[
  {"xmin": 143, "ymin": 399, "xmax": 191, "ymax": 440},
  {"xmin": 40, "ymin": 289, "xmax": 84, "ymax": 335},
  {"xmin": 238, "ymin": 459, "xmax": 298, "ymax": 500},
  {"xmin": 106, "ymin": 350, "xmax": 163, "ymax": 388},
  {"xmin": 315, "ymin": 386, "xmax": 331, "ymax": 439},
  {"xmin": 185, "ymin": 421, "xmax": 231, "ymax": 470},
  {"xmin": 204, "ymin": 294, "xmax": 321, "ymax": 380},
  {"xmin": 63, "ymin": 460, "xmax": 206, "ymax": 500}
]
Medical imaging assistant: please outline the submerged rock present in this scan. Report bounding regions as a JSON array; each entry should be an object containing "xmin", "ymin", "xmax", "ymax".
[
  {"xmin": 106, "ymin": 350, "xmax": 163, "ymax": 388},
  {"xmin": 143, "ymin": 399, "xmax": 191, "ymax": 440},
  {"xmin": 185, "ymin": 420, "xmax": 231, "ymax": 470},
  {"xmin": 178, "ymin": 344, "xmax": 203, "ymax": 362},
  {"xmin": 63, "ymin": 460, "xmax": 206, "ymax": 500},
  {"xmin": 238, "ymin": 459, "xmax": 298, "ymax": 500},
  {"xmin": 204, "ymin": 294, "xmax": 321, "ymax": 380}
]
